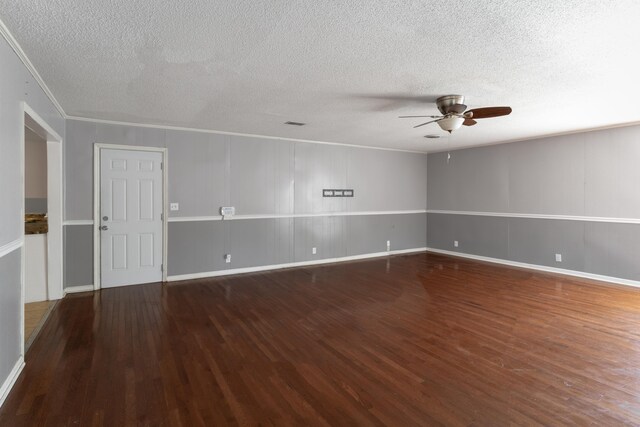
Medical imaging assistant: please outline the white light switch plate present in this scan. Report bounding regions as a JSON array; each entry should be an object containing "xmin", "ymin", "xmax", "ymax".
[
  {"xmin": 312, "ymin": 247, "xmax": 317, "ymax": 255},
  {"xmin": 170, "ymin": 203, "xmax": 179, "ymax": 211},
  {"xmin": 555, "ymin": 253, "xmax": 562, "ymax": 262},
  {"xmin": 454, "ymin": 240, "xmax": 459, "ymax": 247},
  {"xmin": 225, "ymin": 254, "xmax": 231, "ymax": 263}
]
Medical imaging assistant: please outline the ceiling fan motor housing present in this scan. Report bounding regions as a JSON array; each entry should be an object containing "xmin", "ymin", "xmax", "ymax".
[{"xmin": 436, "ymin": 95, "xmax": 465, "ymax": 115}]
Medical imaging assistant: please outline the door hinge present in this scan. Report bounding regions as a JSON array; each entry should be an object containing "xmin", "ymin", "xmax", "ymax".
[
  {"xmin": 161, "ymin": 264, "xmax": 164, "ymax": 272},
  {"xmin": 161, "ymin": 213, "xmax": 163, "ymax": 221},
  {"xmin": 160, "ymin": 162, "xmax": 163, "ymax": 170}
]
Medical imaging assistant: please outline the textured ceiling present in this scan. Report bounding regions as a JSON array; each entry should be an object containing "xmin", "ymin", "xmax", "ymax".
[{"xmin": 2, "ymin": 1, "xmax": 640, "ymax": 152}]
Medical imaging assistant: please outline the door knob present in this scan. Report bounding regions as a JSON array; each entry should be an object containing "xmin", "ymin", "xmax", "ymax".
[{"xmin": 100, "ymin": 225, "xmax": 108, "ymax": 231}]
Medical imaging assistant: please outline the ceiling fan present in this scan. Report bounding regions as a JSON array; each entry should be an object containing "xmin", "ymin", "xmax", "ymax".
[{"xmin": 399, "ymin": 95, "xmax": 512, "ymax": 133}]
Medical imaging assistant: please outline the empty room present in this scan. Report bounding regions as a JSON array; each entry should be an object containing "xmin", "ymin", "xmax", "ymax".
[{"xmin": 1, "ymin": 1, "xmax": 640, "ymax": 425}]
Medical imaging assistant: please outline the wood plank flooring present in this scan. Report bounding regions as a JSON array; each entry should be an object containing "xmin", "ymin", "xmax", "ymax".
[
  {"xmin": 24, "ymin": 300, "xmax": 56, "ymax": 351},
  {"xmin": 2, "ymin": 252, "xmax": 640, "ymax": 426}
]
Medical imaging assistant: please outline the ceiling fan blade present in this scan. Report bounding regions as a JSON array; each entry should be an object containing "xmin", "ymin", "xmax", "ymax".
[
  {"xmin": 353, "ymin": 93, "xmax": 440, "ymax": 103},
  {"xmin": 399, "ymin": 115, "xmax": 441, "ymax": 119},
  {"xmin": 465, "ymin": 106, "xmax": 512, "ymax": 119},
  {"xmin": 444, "ymin": 103, "xmax": 467, "ymax": 114},
  {"xmin": 463, "ymin": 118, "xmax": 477, "ymax": 126},
  {"xmin": 414, "ymin": 119, "xmax": 441, "ymax": 128},
  {"xmin": 351, "ymin": 93, "xmax": 440, "ymax": 111}
]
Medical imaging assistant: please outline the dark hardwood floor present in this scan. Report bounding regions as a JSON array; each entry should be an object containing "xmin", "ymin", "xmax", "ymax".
[{"xmin": 2, "ymin": 252, "xmax": 640, "ymax": 426}]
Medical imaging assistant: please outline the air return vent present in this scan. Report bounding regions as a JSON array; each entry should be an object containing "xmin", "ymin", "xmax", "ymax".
[{"xmin": 284, "ymin": 121, "xmax": 306, "ymax": 126}]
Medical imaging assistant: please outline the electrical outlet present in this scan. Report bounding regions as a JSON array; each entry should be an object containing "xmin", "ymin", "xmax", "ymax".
[
  {"xmin": 386, "ymin": 240, "xmax": 391, "ymax": 251},
  {"xmin": 555, "ymin": 253, "xmax": 562, "ymax": 263},
  {"xmin": 312, "ymin": 247, "xmax": 317, "ymax": 255},
  {"xmin": 454, "ymin": 240, "xmax": 459, "ymax": 247},
  {"xmin": 225, "ymin": 254, "xmax": 231, "ymax": 264},
  {"xmin": 170, "ymin": 203, "xmax": 179, "ymax": 211}
]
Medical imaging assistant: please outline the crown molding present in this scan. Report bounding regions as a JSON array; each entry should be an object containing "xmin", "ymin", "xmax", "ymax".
[
  {"xmin": 427, "ymin": 120, "xmax": 640, "ymax": 154},
  {"xmin": 0, "ymin": 17, "xmax": 66, "ymax": 117},
  {"xmin": 66, "ymin": 116, "xmax": 428, "ymax": 154}
]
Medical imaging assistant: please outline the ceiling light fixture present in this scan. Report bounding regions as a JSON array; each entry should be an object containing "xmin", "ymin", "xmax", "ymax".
[
  {"xmin": 284, "ymin": 121, "xmax": 306, "ymax": 126},
  {"xmin": 424, "ymin": 134, "xmax": 441, "ymax": 139},
  {"xmin": 437, "ymin": 116, "xmax": 465, "ymax": 133}
]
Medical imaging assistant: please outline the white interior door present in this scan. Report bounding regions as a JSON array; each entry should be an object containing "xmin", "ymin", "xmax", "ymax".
[{"xmin": 100, "ymin": 148, "xmax": 163, "ymax": 288}]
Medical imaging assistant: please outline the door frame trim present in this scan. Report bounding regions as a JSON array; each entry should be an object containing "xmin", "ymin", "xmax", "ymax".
[
  {"xmin": 93, "ymin": 143, "xmax": 168, "ymax": 290},
  {"xmin": 21, "ymin": 103, "xmax": 64, "ymax": 359}
]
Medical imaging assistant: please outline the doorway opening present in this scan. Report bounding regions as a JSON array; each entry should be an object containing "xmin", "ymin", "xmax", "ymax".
[{"xmin": 21, "ymin": 104, "xmax": 63, "ymax": 354}]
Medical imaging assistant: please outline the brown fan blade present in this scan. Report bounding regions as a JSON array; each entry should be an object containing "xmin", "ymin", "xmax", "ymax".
[
  {"xmin": 463, "ymin": 118, "xmax": 477, "ymax": 126},
  {"xmin": 465, "ymin": 106, "xmax": 512, "ymax": 119},
  {"xmin": 444, "ymin": 103, "xmax": 467, "ymax": 114},
  {"xmin": 414, "ymin": 119, "xmax": 442, "ymax": 128},
  {"xmin": 399, "ymin": 115, "xmax": 441, "ymax": 119}
]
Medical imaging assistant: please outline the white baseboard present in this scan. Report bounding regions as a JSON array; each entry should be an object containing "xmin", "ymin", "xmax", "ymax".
[
  {"xmin": 167, "ymin": 247, "xmax": 428, "ymax": 282},
  {"xmin": 63, "ymin": 285, "xmax": 94, "ymax": 295},
  {"xmin": 63, "ymin": 247, "xmax": 640, "ymax": 292},
  {"xmin": 0, "ymin": 356, "xmax": 24, "ymax": 409},
  {"xmin": 426, "ymin": 247, "xmax": 640, "ymax": 289}
]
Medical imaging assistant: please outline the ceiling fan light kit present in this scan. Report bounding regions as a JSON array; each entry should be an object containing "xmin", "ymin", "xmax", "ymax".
[
  {"xmin": 437, "ymin": 116, "xmax": 465, "ymax": 133},
  {"xmin": 399, "ymin": 94, "xmax": 512, "ymax": 136}
]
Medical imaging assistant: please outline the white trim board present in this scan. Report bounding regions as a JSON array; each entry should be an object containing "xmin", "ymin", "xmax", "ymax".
[
  {"xmin": 63, "ymin": 220, "xmax": 94, "ymax": 226},
  {"xmin": 23, "ymin": 104, "xmax": 63, "ymax": 142},
  {"xmin": 0, "ymin": 19, "xmax": 65, "ymax": 117},
  {"xmin": 62, "ymin": 210, "xmax": 429, "ymax": 225},
  {"xmin": 168, "ymin": 247, "xmax": 428, "ymax": 282},
  {"xmin": 426, "ymin": 248, "xmax": 640, "ymax": 289},
  {"xmin": 0, "ymin": 357, "xmax": 24, "ymax": 409},
  {"xmin": 67, "ymin": 116, "xmax": 427, "ymax": 154},
  {"xmin": 427, "ymin": 210, "xmax": 640, "ymax": 225},
  {"xmin": 168, "ymin": 210, "xmax": 428, "ymax": 223},
  {"xmin": 63, "ymin": 285, "xmax": 95, "ymax": 295},
  {"xmin": 22, "ymin": 104, "xmax": 65, "ymax": 302},
  {"xmin": 0, "ymin": 238, "xmax": 23, "ymax": 259}
]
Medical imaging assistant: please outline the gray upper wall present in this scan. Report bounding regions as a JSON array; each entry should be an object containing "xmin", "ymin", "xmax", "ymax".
[
  {"xmin": 0, "ymin": 36, "xmax": 64, "ymax": 245},
  {"xmin": 427, "ymin": 125, "xmax": 640, "ymax": 218},
  {"xmin": 65, "ymin": 120, "xmax": 428, "ymax": 220}
]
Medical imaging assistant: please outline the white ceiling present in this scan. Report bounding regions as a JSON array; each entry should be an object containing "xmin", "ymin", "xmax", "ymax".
[{"xmin": 2, "ymin": 1, "xmax": 640, "ymax": 152}]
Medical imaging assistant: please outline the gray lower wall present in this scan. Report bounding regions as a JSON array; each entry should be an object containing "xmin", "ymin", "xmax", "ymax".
[
  {"xmin": 427, "ymin": 124, "xmax": 640, "ymax": 282},
  {"xmin": 165, "ymin": 213, "xmax": 426, "ymax": 277},
  {"xmin": 0, "ymin": 250, "xmax": 22, "ymax": 389},
  {"xmin": 63, "ymin": 225, "xmax": 94, "ymax": 287},
  {"xmin": 428, "ymin": 213, "xmax": 640, "ymax": 281},
  {"xmin": 66, "ymin": 213, "xmax": 427, "ymax": 283},
  {"xmin": 64, "ymin": 119, "xmax": 428, "ymax": 286}
]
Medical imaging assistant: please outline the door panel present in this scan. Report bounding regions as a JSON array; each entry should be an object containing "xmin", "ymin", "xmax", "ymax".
[{"xmin": 100, "ymin": 148, "xmax": 163, "ymax": 288}]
